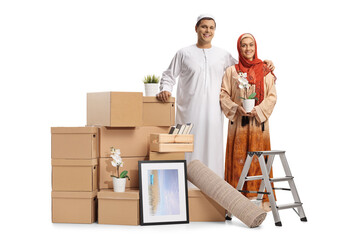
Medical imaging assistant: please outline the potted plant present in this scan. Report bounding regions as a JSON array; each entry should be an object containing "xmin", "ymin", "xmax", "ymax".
[
  {"xmin": 110, "ymin": 147, "xmax": 130, "ymax": 192},
  {"xmin": 143, "ymin": 74, "xmax": 160, "ymax": 96},
  {"xmin": 237, "ymin": 72, "xmax": 258, "ymax": 113}
]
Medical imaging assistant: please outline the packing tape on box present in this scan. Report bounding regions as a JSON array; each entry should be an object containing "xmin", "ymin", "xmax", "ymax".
[{"xmin": 187, "ymin": 160, "xmax": 266, "ymax": 228}]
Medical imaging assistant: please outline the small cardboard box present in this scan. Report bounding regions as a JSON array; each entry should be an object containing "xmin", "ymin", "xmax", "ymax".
[
  {"xmin": 150, "ymin": 134, "xmax": 194, "ymax": 152},
  {"xmin": 188, "ymin": 189, "xmax": 225, "ymax": 222},
  {"xmin": 52, "ymin": 190, "xmax": 97, "ymax": 223},
  {"xmin": 99, "ymin": 126, "xmax": 169, "ymax": 157},
  {"xmin": 51, "ymin": 127, "xmax": 99, "ymax": 159},
  {"xmin": 98, "ymin": 189, "xmax": 139, "ymax": 225},
  {"xmin": 52, "ymin": 159, "xmax": 98, "ymax": 192},
  {"xmin": 143, "ymin": 97, "xmax": 175, "ymax": 126},
  {"xmin": 149, "ymin": 151, "xmax": 185, "ymax": 160},
  {"xmin": 99, "ymin": 157, "xmax": 147, "ymax": 189},
  {"xmin": 87, "ymin": 92, "xmax": 143, "ymax": 127}
]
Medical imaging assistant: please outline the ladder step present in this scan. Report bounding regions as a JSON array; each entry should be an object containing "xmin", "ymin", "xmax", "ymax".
[
  {"xmin": 270, "ymin": 176, "xmax": 293, "ymax": 182},
  {"xmin": 245, "ymin": 176, "xmax": 263, "ymax": 181},
  {"xmin": 277, "ymin": 203, "xmax": 303, "ymax": 210},
  {"xmin": 249, "ymin": 150, "xmax": 285, "ymax": 155}
]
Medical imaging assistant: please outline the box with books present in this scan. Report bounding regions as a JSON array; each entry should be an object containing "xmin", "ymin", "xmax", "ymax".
[{"xmin": 149, "ymin": 130, "xmax": 194, "ymax": 152}]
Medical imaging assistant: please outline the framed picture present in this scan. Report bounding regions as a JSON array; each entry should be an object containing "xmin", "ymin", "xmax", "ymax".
[{"xmin": 138, "ymin": 160, "xmax": 189, "ymax": 225}]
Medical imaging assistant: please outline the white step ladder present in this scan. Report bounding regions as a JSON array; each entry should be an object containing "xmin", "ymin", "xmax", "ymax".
[{"xmin": 236, "ymin": 150, "xmax": 307, "ymax": 226}]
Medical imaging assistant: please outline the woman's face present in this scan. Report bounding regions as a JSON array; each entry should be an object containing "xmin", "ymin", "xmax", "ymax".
[{"xmin": 240, "ymin": 37, "xmax": 255, "ymax": 61}]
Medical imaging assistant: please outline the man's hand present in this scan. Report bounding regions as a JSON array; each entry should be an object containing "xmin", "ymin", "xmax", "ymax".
[
  {"xmin": 264, "ymin": 59, "xmax": 275, "ymax": 71},
  {"xmin": 156, "ymin": 91, "xmax": 171, "ymax": 102}
]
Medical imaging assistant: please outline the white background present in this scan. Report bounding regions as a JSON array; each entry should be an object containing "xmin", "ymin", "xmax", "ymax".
[{"xmin": 0, "ymin": 0, "xmax": 359, "ymax": 239}]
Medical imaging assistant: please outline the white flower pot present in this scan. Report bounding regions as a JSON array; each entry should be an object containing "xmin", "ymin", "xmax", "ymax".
[
  {"xmin": 144, "ymin": 83, "xmax": 159, "ymax": 96},
  {"xmin": 243, "ymin": 99, "xmax": 255, "ymax": 113},
  {"xmin": 112, "ymin": 177, "xmax": 126, "ymax": 192}
]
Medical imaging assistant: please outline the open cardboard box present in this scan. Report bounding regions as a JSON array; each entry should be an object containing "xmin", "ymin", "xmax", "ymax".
[{"xmin": 51, "ymin": 127, "xmax": 99, "ymax": 159}]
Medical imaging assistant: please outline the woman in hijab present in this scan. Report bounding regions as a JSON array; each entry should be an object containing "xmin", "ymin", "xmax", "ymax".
[{"xmin": 220, "ymin": 33, "xmax": 277, "ymax": 210}]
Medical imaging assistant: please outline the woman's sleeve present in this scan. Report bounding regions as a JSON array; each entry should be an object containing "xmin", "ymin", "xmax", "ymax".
[
  {"xmin": 220, "ymin": 67, "xmax": 239, "ymax": 121},
  {"xmin": 254, "ymin": 73, "xmax": 277, "ymax": 123}
]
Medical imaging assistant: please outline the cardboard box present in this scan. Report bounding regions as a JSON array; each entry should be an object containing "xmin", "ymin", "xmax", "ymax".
[
  {"xmin": 99, "ymin": 126, "xmax": 169, "ymax": 157},
  {"xmin": 99, "ymin": 157, "xmax": 147, "ymax": 189},
  {"xmin": 149, "ymin": 151, "xmax": 185, "ymax": 160},
  {"xmin": 188, "ymin": 189, "xmax": 225, "ymax": 222},
  {"xmin": 87, "ymin": 92, "xmax": 143, "ymax": 127},
  {"xmin": 52, "ymin": 190, "xmax": 97, "ymax": 223},
  {"xmin": 98, "ymin": 189, "xmax": 139, "ymax": 225},
  {"xmin": 51, "ymin": 127, "xmax": 99, "ymax": 159},
  {"xmin": 150, "ymin": 134, "xmax": 194, "ymax": 152},
  {"xmin": 143, "ymin": 97, "xmax": 175, "ymax": 126},
  {"xmin": 52, "ymin": 159, "xmax": 98, "ymax": 192}
]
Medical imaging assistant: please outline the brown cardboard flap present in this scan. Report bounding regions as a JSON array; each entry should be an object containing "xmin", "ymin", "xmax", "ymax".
[
  {"xmin": 143, "ymin": 96, "xmax": 175, "ymax": 103},
  {"xmin": 97, "ymin": 189, "xmax": 139, "ymax": 200},
  {"xmin": 51, "ymin": 127, "xmax": 98, "ymax": 134},
  {"xmin": 51, "ymin": 159, "xmax": 98, "ymax": 166},
  {"xmin": 52, "ymin": 190, "xmax": 97, "ymax": 199}
]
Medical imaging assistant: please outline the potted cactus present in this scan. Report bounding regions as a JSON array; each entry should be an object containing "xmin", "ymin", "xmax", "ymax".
[{"xmin": 143, "ymin": 74, "xmax": 160, "ymax": 96}]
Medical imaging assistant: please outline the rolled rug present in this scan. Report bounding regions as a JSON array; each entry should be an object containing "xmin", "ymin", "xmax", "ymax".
[{"xmin": 187, "ymin": 160, "xmax": 266, "ymax": 228}]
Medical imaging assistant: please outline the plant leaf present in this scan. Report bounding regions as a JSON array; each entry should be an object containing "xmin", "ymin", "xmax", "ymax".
[
  {"xmin": 119, "ymin": 170, "xmax": 128, "ymax": 178},
  {"xmin": 248, "ymin": 92, "xmax": 256, "ymax": 99}
]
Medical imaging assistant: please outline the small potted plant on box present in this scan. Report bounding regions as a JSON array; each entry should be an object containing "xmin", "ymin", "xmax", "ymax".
[
  {"xmin": 236, "ymin": 72, "xmax": 258, "ymax": 112},
  {"xmin": 110, "ymin": 147, "xmax": 130, "ymax": 192},
  {"xmin": 143, "ymin": 74, "xmax": 160, "ymax": 96}
]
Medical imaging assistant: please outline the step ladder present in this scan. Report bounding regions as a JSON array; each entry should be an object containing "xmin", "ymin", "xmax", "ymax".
[{"xmin": 236, "ymin": 150, "xmax": 307, "ymax": 226}]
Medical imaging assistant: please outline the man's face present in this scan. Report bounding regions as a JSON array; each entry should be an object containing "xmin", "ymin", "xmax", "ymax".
[{"xmin": 195, "ymin": 19, "xmax": 215, "ymax": 45}]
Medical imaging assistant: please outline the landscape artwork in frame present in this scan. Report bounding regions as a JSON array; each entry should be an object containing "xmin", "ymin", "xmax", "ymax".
[{"xmin": 138, "ymin": 160, "xmax": 189, "ymax": 225}]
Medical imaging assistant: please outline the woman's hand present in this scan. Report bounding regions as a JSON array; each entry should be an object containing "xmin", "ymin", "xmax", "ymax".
[
  {"xmin": 248, "ymin": 108, "xmax": 258, "ymax": 118},
  {"xmin": 238, "ymin": 105, "xmax": 251, "ymax": 116}
]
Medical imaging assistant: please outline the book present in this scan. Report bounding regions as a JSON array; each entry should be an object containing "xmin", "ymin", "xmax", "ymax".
[
  {"xmin": 168, "ymin": 126, "xmax": 175, "ymax": 134},
  {"xmin": 184, "ymin": 123, "xmax": 193, "ymax": 134}
]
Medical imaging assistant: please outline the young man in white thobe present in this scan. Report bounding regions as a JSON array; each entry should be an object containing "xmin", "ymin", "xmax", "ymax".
[{"xmin": 157, "ymin": 14, "xmax": 274, "ymax": 181}]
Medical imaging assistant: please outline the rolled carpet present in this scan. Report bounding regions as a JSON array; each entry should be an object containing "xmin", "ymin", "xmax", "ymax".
[{"xmin": 187, "ymin": 160, "xmax": 267, "ymax": 228}]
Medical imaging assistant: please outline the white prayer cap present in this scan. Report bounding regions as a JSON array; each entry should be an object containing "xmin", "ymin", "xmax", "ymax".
[{"xmin": 196, "ymin": 14, "xmax": 215, "ymax": 24}]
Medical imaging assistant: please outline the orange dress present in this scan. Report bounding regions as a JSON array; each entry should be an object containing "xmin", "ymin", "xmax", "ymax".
[{"xmin": 220, "ymin": 65, "xmax": 277, "ymax": 201}]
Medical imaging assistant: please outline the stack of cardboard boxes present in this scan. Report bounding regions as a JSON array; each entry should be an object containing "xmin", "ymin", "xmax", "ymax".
[{"xmin": 51, "ymin": 91, "xmax": 225, "ymax": 225}]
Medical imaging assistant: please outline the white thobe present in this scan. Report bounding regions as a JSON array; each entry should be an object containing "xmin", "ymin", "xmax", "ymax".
[{"xmin": 160, "ymin": 44, "xmax": 236, "ymax": 179}]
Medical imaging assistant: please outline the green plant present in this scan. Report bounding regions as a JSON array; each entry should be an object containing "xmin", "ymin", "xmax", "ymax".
[
  {"xmin": 240, "ymin": 92, "xmax": 258, "ymax": 101},
  {"xmin": 143, "ymin": 74, "xmax": 160, "ymax": 84}
]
